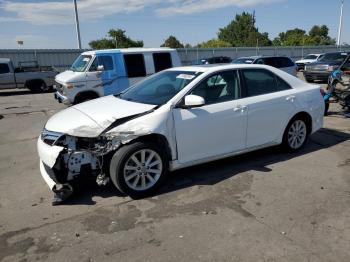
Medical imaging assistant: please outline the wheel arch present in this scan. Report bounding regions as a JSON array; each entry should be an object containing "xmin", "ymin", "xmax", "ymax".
[
  {"xmin": 74, "ymin": 90, "xmax": 100, "ymax": 104},
  {"xmin": 287, "ymin": 111, "xmax": 313, "ymax": 135},
  {"xmin": 131, "ymin": 133, "xmax": 173, "ymax": 161},
  {"xmin": 25, "ymin": 78, "xmax": 46, "ymax": 88}
]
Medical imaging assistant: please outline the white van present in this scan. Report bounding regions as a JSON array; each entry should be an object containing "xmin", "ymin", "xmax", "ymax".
[{"xmin": 54, "ymin": 48, "xmax": 181, "ymax": 104}]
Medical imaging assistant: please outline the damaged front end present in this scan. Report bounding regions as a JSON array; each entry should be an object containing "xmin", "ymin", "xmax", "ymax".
[
  {"xmin": 38, "ymin": 129, "xmax": 123, "ymax": 190},
  {"xmin": 38, "ymin": 121, "xmax": 153, "ymax": 191}
]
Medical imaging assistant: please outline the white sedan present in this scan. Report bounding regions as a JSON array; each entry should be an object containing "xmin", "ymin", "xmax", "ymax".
[{"xmin": 38, "ymin": 64, "xmax": 324, "ymax": 202}]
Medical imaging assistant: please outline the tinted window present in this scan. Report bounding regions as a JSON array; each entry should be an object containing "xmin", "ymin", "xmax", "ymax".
[
  {"xmin": 242, "ymin": 69, "xmax": 291, "ymax": 97},
  {"xmin": 99, "ymin": 56, "xmax": 113, "ymax": 71},
  {"xmin": 89, "ymin": 55, "xmax": 113, "ymax": 72},
  {"xmin": 319, "ymin": 53, "xmax": 348, "ymax": 62},
  {"xmin": 124, "ymin": 54, "xmax": 146, "ymax": 77},
  {"xmin": 261, "ymin": 58, "xmax": 276, "ymax": 67},
  {"xmin": 276, "ymin": 57, "xmax": 294, "ymax": 68},
  {"xmin": 0, "ymin": 63, "xmax": 10, "ymax": 74},
  {"xmin": 153, "ymin": 53, "xmax": 172, "ymax": 73},
  {"xmin": 191, "ymin": 71, "xmax": 240, "ymax": 105},
  {"xmin": 305, "ymin": 55, "xmax": 318, "ymax": 59}
]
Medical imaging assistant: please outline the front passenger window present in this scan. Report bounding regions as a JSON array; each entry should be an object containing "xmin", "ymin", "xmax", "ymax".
[{"xmin": 191, "ymin": 71, "xmax": 240, "ymax": 105}]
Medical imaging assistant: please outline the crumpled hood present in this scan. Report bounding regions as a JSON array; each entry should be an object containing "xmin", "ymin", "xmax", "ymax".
[{"xmin": 45, "ymin": 96, "xmax": 156, "ymax": 137}]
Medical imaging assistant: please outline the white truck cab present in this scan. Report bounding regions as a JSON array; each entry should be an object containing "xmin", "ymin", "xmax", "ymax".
[{"xmin": 54, "ymin": 48, "xmax": 181, "ymax": 104}]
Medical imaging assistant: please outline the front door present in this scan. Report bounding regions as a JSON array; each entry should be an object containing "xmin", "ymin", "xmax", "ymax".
[
  {"xmin": 86, "ymin": 55, "xmax": 117, "ymax": 96},
  {"xmin": 173, "ymin": 70, "xmax": 247, "ymax": 164}
]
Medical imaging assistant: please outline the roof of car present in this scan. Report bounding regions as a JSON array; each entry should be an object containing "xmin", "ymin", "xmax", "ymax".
[
  {"xmin": 168, "ymin": 63, "xmax": 278, "ymax": 73},
  {"xmin": 82, "ymin": 48, "xmax": 176, "ymax": 55}
]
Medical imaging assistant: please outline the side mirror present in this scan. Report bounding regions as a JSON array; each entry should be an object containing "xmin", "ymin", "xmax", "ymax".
[
  {"xmin": 97, "ymin": 65, "xmax": 104, "ymax": 71},
  {"xmin": 183, "ymin": 94, "xmax": 205, "ymax": 108}
]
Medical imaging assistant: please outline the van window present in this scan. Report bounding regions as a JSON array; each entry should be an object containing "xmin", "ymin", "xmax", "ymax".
[
  {"xmin": 124, "ymin": 54, "xmax": 146, "ymax": 77},
  {"xmin": 0, "ymin": 63, "xmax": 10, "ymax": 74},
  {"xmin": 241, "ymin": 69, "xmax": 291, "ymax": 97},
  {"xmin": 89, "ymin": 55, "xmax": 114, "ymax": 72},
  {"xmin": 99, "ymin": 56, "xmax": 114, "ymax": 71},
  {"xmin": 153, "ymin": 53, "xmax": 172, "ymax": 73}
]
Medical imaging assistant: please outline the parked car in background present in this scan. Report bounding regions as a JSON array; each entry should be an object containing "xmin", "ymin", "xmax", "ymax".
[
  {"xmin": 323, "ymin": 54, "xmax": 350, "ymax": 114},
  {"xmin": 0, "ymin": 58, "xmax": 58, "ymax": 92},
  {"xmin": 194, "ymin": 56, "xmax": 232, "ymax": 65},
  {"xmin": 232, "ymin": 56, "xmax": 297, "ymax": 76},
  {"xmin": 38, "ymin": 64, "xmax": 324, "ymax": 201},
  {"xmin": 295, "ymin": 54, "xmax": 323, "ymax": 71},
  {"xmin": 54, "ymin": 48, "xmax": 181, "ymax": 104},
  {"xmin": 304, "ymin": 52, "xmax": 349, "ymax": 83}
]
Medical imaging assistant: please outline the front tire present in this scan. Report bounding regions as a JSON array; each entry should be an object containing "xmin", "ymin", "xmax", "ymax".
[
  {"xmin": 282, "ymin": 117, "xmax": 309, "ymax": 152},
  {"xmin": 109, "ymin": 142, "xmax": 169, "ymax": 198}
]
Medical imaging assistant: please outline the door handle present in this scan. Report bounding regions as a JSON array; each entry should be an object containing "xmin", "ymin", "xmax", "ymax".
[
  {"xmin": 286, "ymin": 95, "xmax": 296, "ymax": 101},
  {"xmin": 233, "ymin": 105, "xmax": 247, "ymax": 112}
]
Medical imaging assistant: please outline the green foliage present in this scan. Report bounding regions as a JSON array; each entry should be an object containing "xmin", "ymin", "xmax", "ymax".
[
  {"xmin": 273, "ymin": 25, "xmax": 335, "ymax": 46},
  {"xmin": 89, "ymin": 29, "xmax": 143, "ymax": 49},
  {"xmin": 161, "ymin": 36, "xmax": 184, "ymax": 48},
  {"xmin": 218, "ymin": 12, "xmax": 271, "ymax": 47},
  {"xmin": 197, "ymin": 39, "xmax": 232, "ymax": 48}
]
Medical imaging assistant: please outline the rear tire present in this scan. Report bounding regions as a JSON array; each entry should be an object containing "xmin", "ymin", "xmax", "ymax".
[
  {"xmin": 109, "ymin": 142, "xmax": 169, "ymax": 198},
  {"xmin": 282, "ymin": 117, "xmax": 309, "ymax": 152}
]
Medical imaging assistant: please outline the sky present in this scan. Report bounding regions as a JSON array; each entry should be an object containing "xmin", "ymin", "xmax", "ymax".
[{"xmin": 0, "ymin": 0, "xmax": 349, "ymax": 49}]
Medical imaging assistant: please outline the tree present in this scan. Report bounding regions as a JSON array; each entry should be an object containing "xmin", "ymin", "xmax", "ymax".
[
  {"xmin": 272, "ymin": 28, "xmax": 308, "ymax": 46},
  {"xmin": 161, "ymin": 36, "xmax": 184, "ymax": 48},
  {"xmin": 89, "ymin": 29, "xmax": 143, "ymax": 49},
  {"xmin": 273, "ymin": 25, "xmax": 335, "ymax": 46},
  {"xmin": 218, "ymin": 12, "xmax": 271, "ymax": 47},
  {"xmin": 197, "ymin": 39, "xmax": 232, "ymax": 48},
  {"xmin": 308, "ymin": 25, "xmax": 335, "ymax": 45}
]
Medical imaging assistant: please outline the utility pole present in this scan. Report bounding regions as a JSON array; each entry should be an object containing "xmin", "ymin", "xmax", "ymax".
[
  {"xmin": 73, "ymin": 0, "xmax": 82, "ymax": 49},
  {"xmin": 337, "ymin": 0, "xmax": 344, "ymax": 46}
]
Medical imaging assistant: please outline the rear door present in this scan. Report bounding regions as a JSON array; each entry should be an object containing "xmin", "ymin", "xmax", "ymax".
[
  {"xmin": 0, "ymin": 63, "xmax": 15, "ymax": 89},
  {"xmin": 240, "ymin": 68, "xmax": 297, "ymax": 148}
]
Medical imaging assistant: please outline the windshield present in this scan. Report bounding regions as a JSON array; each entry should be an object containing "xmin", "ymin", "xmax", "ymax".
[
  {"xmin": 305, "ymin": 55, "xmax": 317, "ymax": 59},
  {"xmin": 232, "ymin": 58, "xmax": 254, "ymax": 64},
  {"xmin": 118, "ymin": 70, "xmax": 201, "ymax": 105},
  {"xmin": 70, "ymin": 55, "xmax": 92, "ymax": 72},
  {"xmin": 319, "ymin": 53, "xmax": 347, "ymax": 62}
]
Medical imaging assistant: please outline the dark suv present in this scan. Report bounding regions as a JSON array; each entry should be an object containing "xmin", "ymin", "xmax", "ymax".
[
  {"xmin": 232, "ymin": 56, "xmax": 297, "ymax": 76},
  {"xmin": 304, "ymin": 51, "xmax": 349, "ymax": 83}
]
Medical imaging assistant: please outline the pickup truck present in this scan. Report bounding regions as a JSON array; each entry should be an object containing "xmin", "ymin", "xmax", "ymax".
[{"xmin": 0, "ymin": 58, "xmax": 58, "ymax": 92}]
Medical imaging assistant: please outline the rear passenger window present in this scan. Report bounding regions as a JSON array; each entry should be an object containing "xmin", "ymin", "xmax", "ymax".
[
  {"xmin": 0, "ymin": 63, "xmax": 10, "ymax": 74},
  {"xmin": 153, "ymin": 53, "xmax": 172, "ymax": 73},
  {"xmin": 124, "ymin": 54, "xmax": 146, "ymax": 77},
  {"xmin": 242, "ymin": 69, "xmax": 291, "ymax": 97}
]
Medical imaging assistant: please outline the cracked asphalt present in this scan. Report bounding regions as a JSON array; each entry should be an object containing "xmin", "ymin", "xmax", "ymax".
[{"xmin": 0, "ymin": 76, "xmax": 350, "ymax": 262}]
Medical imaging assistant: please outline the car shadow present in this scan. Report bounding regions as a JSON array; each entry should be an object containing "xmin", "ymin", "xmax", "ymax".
[
  {"xmin": 0, "ymin": 90, "xmax": 54, "ymax": 97},
  {"xmin": 63, "ymin": 127, "xmax": 350, "ymax": 205}
]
